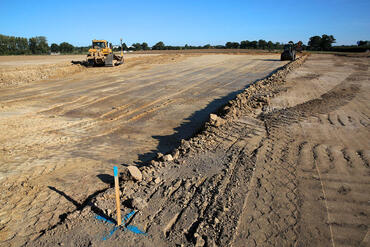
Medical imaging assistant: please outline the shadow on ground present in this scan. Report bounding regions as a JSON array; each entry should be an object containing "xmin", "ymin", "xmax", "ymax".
[
  {"xmin": 97, "ymin": 174, "xmax": 114, "ymax": 186},
  {"xmin": 135, "ymin": 65, "xmax": 286, "ymax": 166},
  {"xmin": 48, "ymin": 186, "xmax": 116, "ymax": 224},
  {"xmin": 262, "ymin": 59, "xmax": 281, "ymax": 61}
]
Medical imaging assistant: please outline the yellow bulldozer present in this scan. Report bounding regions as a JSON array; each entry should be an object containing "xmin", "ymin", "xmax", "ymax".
[{"xmin": 86, "ymin": 39, "xmax": 124, "ymax": 67}]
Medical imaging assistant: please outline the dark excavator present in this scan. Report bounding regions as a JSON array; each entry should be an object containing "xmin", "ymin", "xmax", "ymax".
[{"xmin": 281, "ymin": 43, "xmax": 296, "ymax": 61}]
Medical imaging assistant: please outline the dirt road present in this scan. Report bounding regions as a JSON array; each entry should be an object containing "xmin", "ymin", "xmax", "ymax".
[
  {"xmin": 0, "ymin": 54, "xmax": 289, "ymax": 246},
  {"xmin": 28, "ymin": 54, "xmax": 369, "ymax": 247}
]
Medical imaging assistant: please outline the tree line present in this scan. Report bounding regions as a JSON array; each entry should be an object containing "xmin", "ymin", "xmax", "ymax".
[
  {"xmin": 0, "ymin": 35, "xmax": 49, "ymax": 55},
  {"xmin": 126, "ymin": 40, "xmax": 288, "ymax": 51},
  {"xmin": 105, "ymin": 34, "xmax": 366, "ymax": 52},
  {"xmin": 1, "ymin": 33, "xmax": 369, "ymax": 55},
  {"xmin": 0, "ymin": 34, "xmax": 89, "ymax": 55}
]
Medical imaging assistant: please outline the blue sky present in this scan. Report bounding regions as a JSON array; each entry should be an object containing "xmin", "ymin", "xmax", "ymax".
[{"xmin": 0, "ymin": 0, "xmax": 369, "ymax": 46}]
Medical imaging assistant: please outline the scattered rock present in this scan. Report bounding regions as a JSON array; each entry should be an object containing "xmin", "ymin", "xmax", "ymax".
[
  {"xmin": 209, "ymin": 113, "xmax": 225, "ymax": 127},
  {"xmin": 181, "ymin": 140, "xmax": 191, "ymax": 150},
  {"xmin": 194, "ymin": 233, "xmax": 205, "ymax": 247},
  {"xmin": 150, "ymin": 160, "xmax": 159, "ymax": 166},
  {"xmin": 106, "ymin": 209, "xmax": 112, "ymax": 216},
  {"xmin": 156, "ymin": 153, "xmax": 164, "ymax": 160},
  {"xmin": 172, "ymin": 149, "xmax": 180, "ymax": 160},
  {"xmin": 162, "ymin": 154, "xmax": 174, "ymax": 162},
  {"xmin": 127, "ymin": 166, "xmax": 143, "ymax": 182},
  {"xmin": 131, "ymin": 197, "xmax": 148, "ymax": 210}
]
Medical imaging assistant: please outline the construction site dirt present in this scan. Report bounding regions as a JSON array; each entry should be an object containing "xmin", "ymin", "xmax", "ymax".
[{"xmin": 0, "ymin": 53, "xmax": 369, "ymax": 247}]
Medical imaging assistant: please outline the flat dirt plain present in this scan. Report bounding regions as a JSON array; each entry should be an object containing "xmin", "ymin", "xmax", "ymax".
[{"xmin": 0, "ymin": 52, "xmax": 369, "ymax": 247}]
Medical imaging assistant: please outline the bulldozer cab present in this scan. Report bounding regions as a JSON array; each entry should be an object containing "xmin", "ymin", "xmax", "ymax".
[{"xmin": 92, "ymin": 41, "xmax": 107, "ymax": 49}]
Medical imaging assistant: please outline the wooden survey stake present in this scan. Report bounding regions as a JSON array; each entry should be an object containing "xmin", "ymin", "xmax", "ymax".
[{"xmin": 114, "ymin": 166, "xmax": 121, "ymax": 226}]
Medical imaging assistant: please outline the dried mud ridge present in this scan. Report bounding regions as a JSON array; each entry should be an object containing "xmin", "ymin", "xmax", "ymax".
[{"xmin": 29, "ymin": 55, "xmax": 317, "ymax": 247}]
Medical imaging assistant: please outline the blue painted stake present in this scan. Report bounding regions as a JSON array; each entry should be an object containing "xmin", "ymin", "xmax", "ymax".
[
  {"xmin": 113, "ymin": 166, "xmax": 121, "ymax": 226},
  {"xmin": 95, "ymin": 211, "xmax": 147, "ymax": 240},
  {"xmin": 94, "ymin": 167, "xmax": 146, "ymax": 240}
]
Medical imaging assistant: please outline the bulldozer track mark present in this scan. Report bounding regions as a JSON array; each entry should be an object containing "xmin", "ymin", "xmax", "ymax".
[
  {"xmin": 231, "ymin": 124, "xmax": 301, "ymax": 246},
  {"xmin": 337, "ymin": 114, "xmax": 346, "ymax": 126},
  {"xmin": 38, "ymin": 95, "xmax": 90, "ymax": 115},
  {"xmin": 341, "ymin": 148, "xmax": 354, "ymax": 168},
  {"xmin": 146, "ymin": 177, "xmax": 207, "ymax": 233},
  {"xmin": 356, "ymin": 150, "xmax": 370, "ymax": 168},
  {"xmin": 261, "ymin": 81, "xmax": 360, "ymax": 132},
  {"xmin": 359, "ymin": 119, "xmax": 369, "ymax": 127},
  {"xmin": 328, "ymin": 114, "xmax": 336, "ymax": 125}
]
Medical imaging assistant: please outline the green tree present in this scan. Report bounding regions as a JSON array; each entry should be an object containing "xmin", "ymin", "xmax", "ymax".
[
  {"xmin": 225, "ymin": 42, "xmax": 239, "ymax": 49},
  {"xmin": 308, "ymin": 36, "xmax": 322, "ymax": 50},
  {"xmin": 121, "ymin": 43, "xmax": 128, "ymax": 51},
  {"xmin": 152, "ymin": 41, "xmax": 165, "ymax": 50},
  {"xmin": 320, "ymin": 34, "xmax": 336, "ymax": 51},
  {"xmin": 357, "ymin": 40, "xmax": 369, "ymax": 46},
  {"xmin": 267, "ymin": 41, "xmax": 274, "ymax": 50},
  {"xmin": 59, "ymin": 42, "xmax": 74, "ymax": 53},
  {"xmin": 132, "ymin": 43, "xmax": 142, "ymax": 51},
  {"xmin": 50, "ymin": 43, "xmax": 59, "ymax": 53},
  {"xmin": 0, "ymin": 34, "xmax": 30, "ymax": 55},
  {"xmin": 29, "ymin": 36, "xmax": 49, "ymax": 54},
  {"xmin": 240, "ymin": 40, "xmax": 250, "ymax": 49},
  {"xmin": 142, "ymin": 42, "xmax": 149, "ymax": 50},
  {"xmin": 258, "ymin": 39, "xmax": 267, "ymax": 49},
  {"xmin": 250, "ymin": 41, "xmax": 258, "ymax": 49},
  {"xmin": 17, "ymin": 37, "xmax": 29, "ymax": 54}
]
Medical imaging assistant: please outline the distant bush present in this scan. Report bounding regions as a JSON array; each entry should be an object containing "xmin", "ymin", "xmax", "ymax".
[{"xmin": 331, "ymin": 46, "xmax": 369, "ymax": 52}]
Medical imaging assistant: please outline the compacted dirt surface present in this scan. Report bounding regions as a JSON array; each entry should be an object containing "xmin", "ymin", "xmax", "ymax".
[
  {"xmin": 0, "ymin": 53, "xmax": 292, "ymax": 246},
  {"xmin": 17, "ymin": 53, "xmax": 370, "ymax": 247},
  {"xmin": 1, "ymin": 53, "xmax": 369, "ymax": 247}
]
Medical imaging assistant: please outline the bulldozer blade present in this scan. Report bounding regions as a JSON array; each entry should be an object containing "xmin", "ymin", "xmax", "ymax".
[
  {"xmin": 113, "ymin": 55, "xmax": 124, "ymax": 66},
  {"xmin": 105, "ymin": 54, "xmax": 114, "ymax": 67}
]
